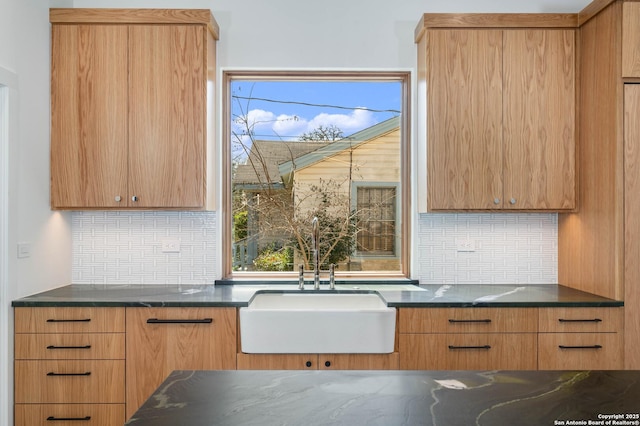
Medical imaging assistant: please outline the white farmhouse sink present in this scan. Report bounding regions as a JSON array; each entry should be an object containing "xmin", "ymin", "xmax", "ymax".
[{"xmin": 239, "ymin": 291, "xmax": 396, "ymax": 354}]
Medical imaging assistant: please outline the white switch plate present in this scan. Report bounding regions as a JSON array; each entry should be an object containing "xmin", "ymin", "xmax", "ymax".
[
  {"xmin": 455, "ymin": 238, "xmax": 476, "ymax": 252},
  {"xmin": 17, "ymin": 242, "xmax": 31, "ymax": 258},
  {"xmin": 161, "ymin": 239, "xmax": 181, "ymax": 253}
]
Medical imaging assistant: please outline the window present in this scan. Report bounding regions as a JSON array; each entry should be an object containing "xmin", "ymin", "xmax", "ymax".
[
  {"xmin": 355, "ymin": 185, "xmax": 397, "ymax": 256},
  {"xmin": 223, "ymin": 71, "xmax": 410, "ymax": 278}
]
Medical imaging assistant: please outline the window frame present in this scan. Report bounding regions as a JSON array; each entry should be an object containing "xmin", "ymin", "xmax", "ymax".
[
  {"xmin": 352, "ymin": 182, "xmax": 400, "ymax": 259},
  {"xmin": 221, "ymin": 70, "xmax": 411, "ymax": 279}
]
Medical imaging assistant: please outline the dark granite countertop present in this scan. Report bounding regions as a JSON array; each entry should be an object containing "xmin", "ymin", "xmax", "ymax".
[
  {"xmin": 11, "ymin": 283, "xmax": 622, "ymax": 308},
  {"xmin": 126, "ymin": 370, "xmax": 640, "ymax": 426}
]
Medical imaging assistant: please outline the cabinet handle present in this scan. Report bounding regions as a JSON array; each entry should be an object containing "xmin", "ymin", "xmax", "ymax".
[
  {"xmin": 448, "ymin": 345, "xmax": 491, "ymax": 350},
  {"xmin": 558, "ymin": 345, "xmax": 603, "ymax": 350},
  {"xmin": 324, "ymin": 361, "xmax": 331, "ymax": 367},
  {"xmin": 47, "ymin": 416, "xmax": 91, "ymax": 422},
  {"xmin": 114, "ymin": 195, "xmax": 122, "ymax": 202},
  {"xmin": 132, "ymin": 195, "xmax": 139, "ymax": 202},
  {"xmin": 47, "ymin": 345, "xmax": 91, "ymax": 350},
  {"xmin": 146, "ymin": 318, "xmax": 213, "ymax": 324},
  {"xmin": 493, "ymin": 198, "xmax": 500, "ymax": 205},
  {"xmin": 448, "ymin": 319, "xmax": 492, "ymax": 324},
  {"xmin": 46, "ymin": 318, "xmax": 91, "ymax": 323},
  {"xmin": 509, "ymin": 198, "xmax": 517, "ymax": 205},
  {"xmin": 305, "ymin": 361, "xmax": 313, "ymax": 368},
  {"xmin": 47, "ymin": 372, "xmax": 91, "ymax": 376},
  {"xmin": 558, "ymin": 318, "xmax": 602, "ymax": 323}
]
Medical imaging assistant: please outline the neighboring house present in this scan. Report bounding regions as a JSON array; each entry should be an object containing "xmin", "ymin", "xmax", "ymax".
[{"xmin": 233, "ymin": 117, "xmax": 401, "ymax": 271}]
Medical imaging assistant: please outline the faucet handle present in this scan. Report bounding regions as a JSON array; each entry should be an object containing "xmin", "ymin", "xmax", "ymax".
[
  {"xmin": 298, "ymin": 264, "xmax": 305, "ymax": 290},
  {"xmin": 329, "ymin": 264, "xmax": 335, "ymax": 289}
]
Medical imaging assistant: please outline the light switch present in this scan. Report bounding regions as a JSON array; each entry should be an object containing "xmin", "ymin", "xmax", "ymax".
[{"xmin": 17, "ymin": 242, "xmax": 31, "ymax": 258}]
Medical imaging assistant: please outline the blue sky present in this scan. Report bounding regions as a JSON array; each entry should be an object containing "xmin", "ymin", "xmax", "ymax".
[{"xmin": 231, "ymin": 80, "xmax": 402, "ymax": 143}]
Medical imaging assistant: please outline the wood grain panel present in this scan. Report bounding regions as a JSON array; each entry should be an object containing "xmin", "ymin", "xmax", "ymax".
[
  {"xmin": 50, "ymin": 8, "xmax": 219, "ymax": 39},
  {"xmin": 128, "ymin": 24, "xmax": 205, "ymax": 208},
  {"xmin": 538, "ymin": 307, "xmax": 623, "ymax": 333},
  {"xmin": 538, "ymin": 333, "xmax": 622, "ymax": 369},
  {"xmin": 624, "ymin": 84, "xmax": 640, "ymax": 369},
  {"xmin": 14, "ymin": 307, "xmax": 125, "ymax": 333},
  {"xmin": 15, "ymin": 333, "xmax": 125, "ymax": 360},
  {"xmin": 558, "ymin": 2, "xmax": 623, "ymax": 300},
  {"xmin": 398, "ymin": 307, "xmax": 538, "ymax": 333},
  {"xmin": 319, "ymin": 353, "xmax": 400, "ymax": 370},
  {"xmin": 426, "ymin": 29, "xmax": 503, "ymax": 210},
  {"xmin": 50, "ymin": 24, "xmax": 128, "ymax": 208},
  {"xmin": 14, "ymin": 360, "xmax": 125, "ymax": 403},
  {"xmin": 15, "ymin": 404, "xmax": 125, "ymax": 426},
  {"xmin": 125, "ymin": 307, "xmax": 237, "ymax": 419},
  {"xmin": 503, "ymin": 29, "xmax": 576, "ymax": 210},
  {"xmin": 622, "ymin": 2, "xmax": 640, "ymax": 77},
  {"xmin": 237, "ymin": 353, "xmax": 318, "ymax": 370},
  {"xmin": 415, "ymin": 14, "xmax": 578, "ymax": 41},
  {"xmin": 399, "ymin": 333, "xmax": 537, "ymax": 370}
]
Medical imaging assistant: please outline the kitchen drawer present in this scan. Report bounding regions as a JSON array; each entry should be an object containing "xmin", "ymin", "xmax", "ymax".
[
  {"xmin": 319, "ymin": 353, "xmax": 400, "ymax": 370},
  {"xmin": 15, "ymin": 333, "xmax": 125, "ymax": 360},
  {"xmin": 538, "ymin": 307, "xmax": 623, "ymax": 333},
  {"xmin": 398, "ymin": 308, "xmax": 538, "ymax": 333},
  {"xmin": 15, "ymin": 307, "xmax": 125, "ymax": 333},
  {"xmin": 14, "ymin": 403, "xmax": 125, "ymax": 426},
  {"xmin": 237, "ymin": 353, "xmax": 319, "ymax": 370},
  {"xmin": 15, "ymin": 360, "xmax": 125, "ymax": 403},
  {"xmin": 399, "ymin": 333, "xmax": 537, "ymax": 370},
  {"xmin": 538, "ymin": 333, "xmax": 623, "ymax": 370}
]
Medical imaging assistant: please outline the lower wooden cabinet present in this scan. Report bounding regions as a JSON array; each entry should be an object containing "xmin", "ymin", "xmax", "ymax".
[
  {"xmin": 237, "ymin": 353, "xmax": 400, "ymax": 370},
  {"xmin": 125, "ymin": 307, "xmax": 237, "ymax": 419},
  {"xmin": 14, "ymin": 404, "xmax": 125, "ymax": 426},
  {"xmin": 537, "ymin": 307, "xmax": 623, "ymax": 369},
  {"xmin": 399, "ymin": 334, "xmax": 537, "ymax": 370},
  {"xmin": 14, "ymin": 307, "xmax": 126, "ymax": 426}
]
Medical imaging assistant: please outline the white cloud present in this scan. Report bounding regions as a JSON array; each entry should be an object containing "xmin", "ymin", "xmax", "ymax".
[
  {"xmin": 235, "ymin": 107, "xmax": 378, "ymax": 141},
  {"xmin": 306, "ymin": 108, "xmax": 376, "ymax": 135}
]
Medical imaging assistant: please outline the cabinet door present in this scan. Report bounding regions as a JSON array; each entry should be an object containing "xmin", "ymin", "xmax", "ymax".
[
  {"xmin": 236, "ymin": 353, "xmax": 318, "ymax": 370},
  {"xmin": 319, "ymin": 353, "xmax": 400, "ymax": 370},
  {"xmin": 125, "ymin": 307, "xmax": 236, "ymax": 418},
  {"xmin": 50, "ymin": 24, "xmax": 128, "ymax": 208},
  {"xmin": 503, "ymin": 29, "xmax": 575, "ymax": 210},
  {"xmin": 427, "ymin": 29, "xmax": 503, "ymax": 210},
  {"xmin": 623, "ymin": 2, "xmax": 640, "ymax": 78},
  {"xmin": 128, "ymin": 25, "xmax": 205, "ymax": 208}
]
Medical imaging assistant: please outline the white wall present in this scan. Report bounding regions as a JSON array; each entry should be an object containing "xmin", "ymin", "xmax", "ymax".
[{"xmin": 0, "ymin": 1, "xmax": 73, "ymax": 424}]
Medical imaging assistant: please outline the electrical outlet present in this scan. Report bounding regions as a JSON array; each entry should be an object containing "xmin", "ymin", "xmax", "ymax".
[
  {"xmin": 455, "ymin": 238, "xmax": 476, "ymax": 252},
  {"xmin": 161, "ymin": 239, "xmax": 181, "ymax": 253}
]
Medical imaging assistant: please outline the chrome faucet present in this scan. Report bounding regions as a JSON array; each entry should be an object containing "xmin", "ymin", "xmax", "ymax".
[
  {"xmin": 297, "ymin": 216, "xmax": 335, "ymax": 290},
  {"xmin": 312, "ymin": 216, "xmax": 320, "ymax": 290}
]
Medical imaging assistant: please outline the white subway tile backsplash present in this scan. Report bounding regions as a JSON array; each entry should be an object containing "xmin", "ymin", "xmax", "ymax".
[
  {"xmin": 71, "ymin": 211, "xmax": 557, "ymax": 285},
  {"xmin": 414, "ymin": 213, "xmax": 557, "ymax": 284},
  {"xmin": 72, "ymin": 211, "xmax": 216, "ymax": 284}
]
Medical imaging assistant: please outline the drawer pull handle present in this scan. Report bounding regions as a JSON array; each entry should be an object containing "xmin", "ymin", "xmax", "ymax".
[
  {"xmin": 558, "ymin": 318, "xmax": 602, "ymax": 323},
  {"xmin": 558, "ymin": 345, "xmax": 603, "ymax": 350},
  {"xmin": 147, "ymin": 318, "xmax": 213, "ymax": 324},
  {"xmin": 47, "ymin": 372, "xmax": 91, "ymax": 376},
  {"xmin": 47, "ymin": 345, "xmax": 92, "ymax": 350},
  {"xmin": 47, "ymin": 416, "xmax": 91, "ymax": 422},
  {"xmin": 46, "ymin": 318, "xmax": 91, "ymax": 323},
  {"xmin": 448, "ymin": 319, "xmax": 492, "ymax": 323},
  {"xmin": 448, "ymin": 345, "xmax": 491, "ymax": 350}
]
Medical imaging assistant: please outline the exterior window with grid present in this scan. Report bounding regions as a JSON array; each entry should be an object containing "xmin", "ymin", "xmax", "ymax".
[{"xmin": 356, "ymin": 186, "xmax": 396, "ymax": 255}]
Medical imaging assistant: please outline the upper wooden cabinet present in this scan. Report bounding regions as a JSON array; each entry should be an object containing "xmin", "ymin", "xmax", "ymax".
[
  {"xmin": 622, "ymin": 2, "xmax": 640, "ymax": 77},
  {"xmin": 49, "ymin": 9, "xmax": 218, "ymax": 210},
  {"xmin": 417, "ymin": 15, "xmax": 576, "ymax": 211}
]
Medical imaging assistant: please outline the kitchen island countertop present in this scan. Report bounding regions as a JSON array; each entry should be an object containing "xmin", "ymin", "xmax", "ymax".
[
  {"xmin": 126, "ymin": 369, "xmax": 640, "ymax": 426},
  {"xmin": 11, "ymin": 283, "xmax": 622, "ymax": 308}
]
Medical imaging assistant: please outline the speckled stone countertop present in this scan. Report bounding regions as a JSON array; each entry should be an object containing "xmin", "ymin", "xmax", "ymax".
[
  {"xmin": 126, "ymin": 370, "xmax": 640, "ymax": 426},
  {"xmin": 11, "ymin": 283, "xmax": 622, "ymax": 307}
]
